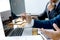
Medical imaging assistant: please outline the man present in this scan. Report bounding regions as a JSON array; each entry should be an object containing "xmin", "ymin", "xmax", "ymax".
[
  {"xmin": 33, "ymin": 0, "xmax": 60, "ymax": 29},
  {"xmin": 22, "ymin": 0, "xmax": 60, "ymax": 29},
  {"xmin": 40, "ymin": 23, "xmax": 60, "ymax": 40},
  {"xmin": 21, "ymin": 0, "xmax": 60, "ymax": 39},
  {"xmin": 33, "ymin": 0, "xmax": 60, "ymax": 20}
]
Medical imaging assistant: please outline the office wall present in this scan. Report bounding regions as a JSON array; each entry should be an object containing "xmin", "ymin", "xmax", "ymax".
[
  {"xmin": 0, "ymin": 0, "xmax": 10, "ymax": 12},
  {"xmin": 25, "ymin": 0, "xmax": 49, "ymax": 15}
]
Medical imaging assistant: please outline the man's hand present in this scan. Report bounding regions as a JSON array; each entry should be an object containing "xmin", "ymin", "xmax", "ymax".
[
  {"xmin": 31, "ymin": 16, "xmax": 38, "ymax": 20},
  {"xmin": 21, "ymin": 13, "xmax": 32, "ymax": 23},
  {"xmin": 40, "ymin": 23, "xmax": 60, "ymax": 40},
  {"xmin": 47, "ymin": 3, "xmax": 55, "ymax": 11}
]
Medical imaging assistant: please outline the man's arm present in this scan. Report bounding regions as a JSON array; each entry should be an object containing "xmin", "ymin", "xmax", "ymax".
[
  {"xmin": 33, "ymin": 14, "xmax": 60, "ymax": 29},
  {"xmin": 38, "ymin": 10, "xmax": 47, "ymax": 20}
]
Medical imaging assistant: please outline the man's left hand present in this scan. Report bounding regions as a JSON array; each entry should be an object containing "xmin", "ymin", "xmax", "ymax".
[{"xmin": 40, "ymin": 23, "xmax": 60, "ymax": 40}]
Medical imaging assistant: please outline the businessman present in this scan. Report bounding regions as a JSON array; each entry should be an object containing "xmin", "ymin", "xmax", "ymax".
[
  {"xmin": 32, "ymin": 0, "xmax": 60, "ymax": 20},
  {"xmin": 33, "ymin": 0, "xmax": 60, "ymax": 29},
  {"xmin": 21, "ymin": 0, "xmax": 60, "ymax": 29}
]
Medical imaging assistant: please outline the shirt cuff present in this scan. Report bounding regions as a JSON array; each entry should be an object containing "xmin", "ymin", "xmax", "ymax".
[{"xmin": 24, "ymin": 19, "xmax": 34, "ymax": 28}]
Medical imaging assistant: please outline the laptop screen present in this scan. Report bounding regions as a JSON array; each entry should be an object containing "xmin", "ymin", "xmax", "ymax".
[{"xmin": 0, "ymin": 10, "xmax": 24, "ymax": 36}]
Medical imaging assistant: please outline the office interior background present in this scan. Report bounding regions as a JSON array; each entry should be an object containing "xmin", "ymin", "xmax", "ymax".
[{"xmin": 0, "ymin": 0, "xmax": 49, "ymax": 21}]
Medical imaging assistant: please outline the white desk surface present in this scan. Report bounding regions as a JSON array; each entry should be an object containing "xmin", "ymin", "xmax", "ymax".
[{"xmin": 22, "ymin": 28, "xmax": 32, "ymax": 36}]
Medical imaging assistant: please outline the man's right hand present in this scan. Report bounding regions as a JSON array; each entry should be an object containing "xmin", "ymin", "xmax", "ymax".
[
  {"xmin": 31, "ymin": 16, "xmax": 38, "ymax": 20},
  {"xmin": 21, "ymin": 13, "xmax": 32, "ymax": 23},
  {"xmin": 40, "ymin": 23, "xmax": 60, "ymax": 40}
]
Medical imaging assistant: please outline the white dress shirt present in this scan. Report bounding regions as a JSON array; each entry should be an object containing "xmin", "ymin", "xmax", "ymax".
[{"xmin": 48, "ymin": 0, "xmax": 60, "ymax": 11}]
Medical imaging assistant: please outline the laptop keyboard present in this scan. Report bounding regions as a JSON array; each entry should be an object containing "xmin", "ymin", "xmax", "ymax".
[{"xmin": 8, "ymin": 28, "xmax": 24, "ymax": 36}]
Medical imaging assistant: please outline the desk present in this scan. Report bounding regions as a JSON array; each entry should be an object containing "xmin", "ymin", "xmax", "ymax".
[
  {"xmin": 22, "ymin": 28, "xmax": 38, "ymax": 36},
  {"xmin": 6, "ymin": 28, "xmax": 46, "ymax": 40}
]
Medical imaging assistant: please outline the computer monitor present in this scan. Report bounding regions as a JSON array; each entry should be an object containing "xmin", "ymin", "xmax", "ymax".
[{"xmin": 9, "ymin": 0, "xmax": 25, "ymax": 17}]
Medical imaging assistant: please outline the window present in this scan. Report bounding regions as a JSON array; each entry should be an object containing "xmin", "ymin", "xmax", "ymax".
[
  {"xmin": 25, "ymin": 0, "xmax": 49, "ymax": 15},
  {"xmin": 0, "ymin": 0, "xmax": 10, "ymax": 12}
]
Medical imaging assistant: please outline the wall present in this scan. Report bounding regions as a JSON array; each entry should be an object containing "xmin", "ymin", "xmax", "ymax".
[
  {"xmin": 0, "ymin": 0, "xmax": 10, "ymax": 12},
  {"xmin": 25, "ymin": 0, "xmax": 49, "ymax": 15}
]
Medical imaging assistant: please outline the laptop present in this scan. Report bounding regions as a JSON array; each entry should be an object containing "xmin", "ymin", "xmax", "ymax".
[{"xmin": 0, "ymin": 10, "xmax": 24, "ymax": 36}]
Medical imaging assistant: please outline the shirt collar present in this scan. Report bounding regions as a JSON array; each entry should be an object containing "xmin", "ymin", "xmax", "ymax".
[
  {"xmin": 49, "ymin": 0, "xmax": 60, "ymax": 6},
  {"xmin": 55, "ymin": 0, "xmax": 60, "ymax": 6}
]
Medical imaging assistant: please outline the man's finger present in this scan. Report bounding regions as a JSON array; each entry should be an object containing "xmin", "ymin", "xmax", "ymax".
[{"xmin": 53, "ymin": 23, "xmax": 60, "ymax": 31}]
